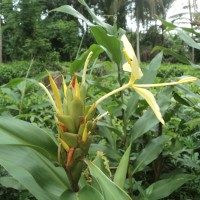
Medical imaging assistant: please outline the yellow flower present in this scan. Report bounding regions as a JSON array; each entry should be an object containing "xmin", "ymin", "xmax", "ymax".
[{"xmin": 121, "ymin": 34, "xmax": 197, "ymax": 124}]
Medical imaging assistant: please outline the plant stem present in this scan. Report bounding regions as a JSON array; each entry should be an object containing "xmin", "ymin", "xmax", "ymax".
[{"xmin": 19, "ymin": 59, "xmax": 34, "ymax": 115}]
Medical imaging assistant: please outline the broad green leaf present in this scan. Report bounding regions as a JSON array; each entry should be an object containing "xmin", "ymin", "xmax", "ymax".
[
  {"xmin": 173, "ymin": 91, "xmax": 191, "ymax": 106},
  {"xmin": 152, "ymin": 46, "xmax": 189, "ymax": 64},
  {"xmin": 85, "ymin": 159, "xmax": 132, "ymax": 200},
  {"xmin": 139, "ymin": 51, "xmax": 163, "ymax": 84},
  {"xmin": 125, "ymin": 52, "xmax": 163, "ymax": 120},
  {"xmin": 158, "ymin": 18, "xmax": 176, "ymax": 31},
  {"xmin": 0, "ymin": 146, "xmax": 70, "ymax": 200},
  {"xmin": 159, "ymin": 18, "xmax": 200, "ymax": 49},
  {"xmin": 90, "ymin": 26, "xmax": 122, "ymax": 65},
  {"xmin": 71, "ymin": 44, "xmax": 103, "ymax": 73},
  {"xmin": 78, "ymin": 185, "xmax": 103, "ymax": 200},
  {"xmin": 114, "ymin": 145, "xmax": 131, "ymax": 189},
  {"xmin": 130, "ymin": 87, "xmax": 173, "ymax": 142},
  {"xmin": 0, "ymin": 117, "xmax": 58, "ymax": 160},
  {"xmin": 97, "ymin": 125, "xmax": 119, "ymax": 148},
  {"xmin": 53, "ymin": 1, "xmax": 114, "ymax": 34},
  {"xmin": 51, "ymin": 5, "xmax": 92, "ymax": 26},
  {"xmin": 132, "ymin": 135, "xmax": 171, "ymax": 174},
  {"xmin": 60, "ymin": 186, "xmax": 103, "ymax": 200},
  {"xmin": 176, "ymin": 29, "xmax": 200, "ymax": 50},
  {"xmin": 78, "ymin": 0, "xmax": 114, "ymax": 34},
  {"xmin": 141, "ymin": 173, "xmax": 195, "ymax": 200},
  {"xmin": 0, "ymin": 176, "xmax": 25, "ymax": 190}
]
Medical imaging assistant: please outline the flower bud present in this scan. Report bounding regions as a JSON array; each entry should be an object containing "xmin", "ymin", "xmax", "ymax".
[
  {"xmin": 56, "ymin": 114, "xmax": 76, "ymax": 133},
  {"xmin": 61, "ymin": 132, "xmax": 79, "ymax": 148}
]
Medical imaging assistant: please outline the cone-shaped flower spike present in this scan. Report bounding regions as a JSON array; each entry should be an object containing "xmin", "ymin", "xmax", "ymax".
[{"xmin": 39, "ymin": 53, "xmax": 95, "ymax": 192}]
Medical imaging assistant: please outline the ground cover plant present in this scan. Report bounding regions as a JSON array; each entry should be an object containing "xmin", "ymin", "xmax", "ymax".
[{"xmin": 0, "ymin": 1, "xmax": 200, "ymax": 199}]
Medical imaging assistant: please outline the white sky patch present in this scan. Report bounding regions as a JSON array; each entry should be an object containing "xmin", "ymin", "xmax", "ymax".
[
  {"xmin": 126, "ymin": 0, "xmax": 200, "ymax": 31},
  {"xmin": 167, "ymin": 0, "xmax": 200, "ymax": 27}
]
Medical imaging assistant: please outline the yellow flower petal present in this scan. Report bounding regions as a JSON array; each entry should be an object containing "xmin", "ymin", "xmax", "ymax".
[
  {"xmin": 82, "ymin": 122, "xmax": 88, "ymax": 143},
  {"xmin": 121, "ymin": 35, "xmax": 143, "ymax": 80},
  {"xmin": 48, "ymin": 72, "xmax": 63, "ymax": 114},
  {"xmin": 59, "ymin": 138, "xmax": 70, "ymax": 152},
  {"xmin": 75, "ymin": 77, "xmax": 80, "ymax": 99},
  {"xmin": 62, "ymin": 76, "xmax": 67, "ymax": 98},
  {"xmin": 134, "ymin": 76, "xmax": 197, "ymax": 88},
  {"xmin": 133, "ymin": 86, "xmax": 165, "ymax": 124},
  {"xmin": 82, "ymin": 51, "xmax": 93, "ymax": 85},
  {"xmin": 177, "ymin": 76, "xmax": 197, "ymax": 84},
  {"xmin": 122, "ymin": 62, "xmax": 132, "ymax": 72},
  {"xmin": 121, "ymin": 35, "xmax": 136, "ymax": 61},
  {"xmin": 39, "ymin": 82, "xmax": 59, "ymax": 113}
]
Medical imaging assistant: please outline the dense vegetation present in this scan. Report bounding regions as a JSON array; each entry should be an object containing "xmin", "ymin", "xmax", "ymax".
[{"xmin": 0, "ymin": 0, "xmax": 200, "ymax": 200}]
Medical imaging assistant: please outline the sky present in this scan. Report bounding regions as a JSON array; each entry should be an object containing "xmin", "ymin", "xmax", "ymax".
[
  {"xmin": 167, "ymin": 0, "xmax": 200, "ymax": 27},
  {"xmin": 127, "ymin": 0, "xmax": 200, "ymax": 31}
]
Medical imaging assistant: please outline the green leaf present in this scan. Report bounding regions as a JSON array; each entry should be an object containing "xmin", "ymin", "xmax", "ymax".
[
  {"xmin": 152, "ymin": 46, "xmax": 190, "ymax": 64},
  {"xmin": 0, "ymin": 146, "xmax": 70, "ymax": 200},
  {"xmin": 184, "ymin": 118, "xmax": 200, "ymax": 128},
  {"xmin": 114, "ymin": 145, "xmax": 131, "ymax": 189},
  {"xmin": 52, "ymin": 1, "xmax": 114, "ymax": 34},
  {"xmin": 142, "ymin": 173, "xmax": 195, "ymax": 200},
  {"xmin": 90, "ymin": 26, "xmax": 122, "ymax": 65},
  {"xmin": 159, "ymin": 18, "xmax": 200, "ymax": 49},
  {"xmin": 0, "ymin": 176, "xmax": 25, "ymax": 190},
  {"xmin": 92, "ymin": 152, "xmax": 111, "ymax": 177},
  {"xmin": 140, "ymin": 51, "xmax": 163, "ymax": 84},
  {"xmin": 89, "ymin": 144, "xmax": 121, "ymax": 161},
  {"xmin": 60, "ymin": 186, "xmax": 103, "ymax": 200},
  {"xmin": 78, "ymin": 185, "xmax": 103, "ymax": 200},
  {"xmin": 85, "ymin": 159, "xmax": 131, "ymax": 200},
  {"xmin": 173, "ymin": 91, "xmax": 191, "ymax": 106},
  {"xmin": 132, "ymin": 136, "xmax": 171, "ymax": 174},
  {"xmin": 51, "ymin": 5, "xmax": 92, "ymax": 26},
  {"xmin": 71, "ymin": 44, "xmax": 103, "ymax": 73},
  {"xmin": 0, "ymin": 117, "xmax": 58, "ymax": 160},
  {"xmin": 177, "ymin": 29, "xmax": 200, "ymax": 50},
  {"xmin": 78, "ymin": 0, "xmax": 114, "ymax": 34},
  {"xmin": 158, "ymin": 18, "xmax": 176, "ymax": 31},
  {"xmin": 130, "ymin": 87, "xmax": 173, "ymax": 142}
]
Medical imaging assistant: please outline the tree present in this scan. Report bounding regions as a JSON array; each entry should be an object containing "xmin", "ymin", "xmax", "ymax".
[{"xmin": 133, "ymin": 0, "xmax": 175, "ymax": 63}]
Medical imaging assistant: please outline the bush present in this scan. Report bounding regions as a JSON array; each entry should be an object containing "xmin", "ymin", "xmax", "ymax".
[{"xmin": 0, "ymin": 61, "xmax": 63, "ymax": 85}]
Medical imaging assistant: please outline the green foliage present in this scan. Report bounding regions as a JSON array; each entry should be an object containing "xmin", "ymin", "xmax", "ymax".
[
  {"xmin": 0, "ymin": 1, "xmax": 200, "ymax": 200},
  {"xmin": 0, "ymin": 61, "xmax": 62, "ymax": 85}
]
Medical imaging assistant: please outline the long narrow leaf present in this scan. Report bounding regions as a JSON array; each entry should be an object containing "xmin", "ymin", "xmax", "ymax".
[
  {"xmin": 0, "ymin": 177, "xmax": 25, "ymax": 190},
  {"xmin": 85, "ymin": 159, "xmax": 131, "ymax": 200},
  {"xmin": 52, "ymin": 5, "xmax": 92, "ymax": 26},
  {"xmin": 78, "ymin": 0, "xmax": 114, "ymax": 34},
  {"xmin": 0, "ymin": 146, "xmax": 70, "ymax": 200},
  {"xmin": 0, "ymin": 117, "xmax": 58, "ymax": 160},
  {"xmin": 114, "ymin": 145, "xmax": 131, "ymax": 189},
  {"xmin": 141, "ymin": 173, "xmax": 195, "ymax": 200},
  {"xmin": 71, "ymin": 44, "xmax": 103, "ymax": 73},
  {"xmin": 132, "ymin": 136, "xmax": 171, "ymax": 174},
  {"xmin": 90, "ymin": 26, "xmax": 122, "ymax": 65},
  {"xmin": 60, "ymin": 186, "xmax": 104, "ymax": 200}
]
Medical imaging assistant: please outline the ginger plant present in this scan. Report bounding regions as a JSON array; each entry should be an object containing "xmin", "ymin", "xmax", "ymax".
[{"xmin": 39, "ymin": 35, "xmax": 197, "ymax": 192}]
